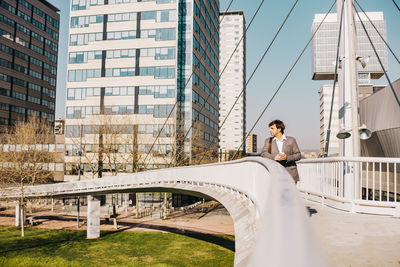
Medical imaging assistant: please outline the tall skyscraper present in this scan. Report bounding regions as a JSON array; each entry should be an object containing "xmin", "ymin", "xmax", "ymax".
[
  {"xmin": 312, "ymin": 12, "xmax": 387, "ymax": 156},
  {"xmin": 0, "ymin": 0, "xmax": 59, "ymax": 128},
  {"xmin": 65, "ymin": 0, "xmax": 220, "ymax": 176},
  {"xmin": 218, "ymin": 11, "xmax": 246, "ymax": 153}
]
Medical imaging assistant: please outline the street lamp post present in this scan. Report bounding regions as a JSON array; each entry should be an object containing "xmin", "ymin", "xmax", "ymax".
[{"xmin": 77, "ymin": 124, "xmax": 82, "ymax": 228}]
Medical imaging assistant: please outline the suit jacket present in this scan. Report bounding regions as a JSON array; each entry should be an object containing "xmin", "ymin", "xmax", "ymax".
[{"xmin": 260, "ymin": 136, "xmax": 301, "ymax": 182}]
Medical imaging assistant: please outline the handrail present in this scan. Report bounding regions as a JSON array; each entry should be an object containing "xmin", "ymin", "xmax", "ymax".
[
  {"xmin": 0, "ymin": 157, "xmax": 325, "ymax": 267},
  {"xmin": 299, "ymin": 156, "xmax": 400, "ymax": 164}
]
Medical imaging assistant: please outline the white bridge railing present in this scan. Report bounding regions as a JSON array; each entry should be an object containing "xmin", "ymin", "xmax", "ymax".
[
  {"xmin": 0, "ymin": 158, "xmax": 326, "ymax": 267},
  {"xmin": 297, "ymin": 157, "xmax": 400, "ymax": 216}
]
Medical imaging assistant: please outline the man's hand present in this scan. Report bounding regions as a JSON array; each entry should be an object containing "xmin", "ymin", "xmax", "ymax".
[
  {"xmin": 276, "ymin": 154, "xmax": 286, "ymax": 160},
  {"xmin": 274, "ymin": 153, "xmax": 287, "ymax": 161}
]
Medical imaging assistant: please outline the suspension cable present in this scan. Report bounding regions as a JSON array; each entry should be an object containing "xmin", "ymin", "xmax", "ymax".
[
  {"xmin": 229, "ymin": 0, "xmax": 337, "ymax": 160},
  {"xmin": 195, "ymin": 0, "xmax": 301, "ymax": 165},
  {"xmin": 324, "ymin": 1, "xmax": 344, "ymax": 157},
  {"xmin": 392, "ymin": 0, "xmax": 400, "ymax": 13},
  {"xmin": 169, "ymin": 0, "xmax": 270, "ymax": 167},
  {"xmin": 355, "ymin": 0, "xmax": 400, "ymax": 65},
  {"xmin": 353, "ymin": 3, "xmax": 400, "ymax": 107},
  {"xmin": 141, "ymin": 0, "xmax": 235, "ymax": 166}
]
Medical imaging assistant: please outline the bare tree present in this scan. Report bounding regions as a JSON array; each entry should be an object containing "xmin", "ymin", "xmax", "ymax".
[
  {"xmin": 169, "ymin": 120, "xmax": 219, "ymax": 167},
  {"xmin": 101, "ymin": 116, "xmax": 128, "ymax": 176},
  {"xmin": 0, "ymin": 118, "xmax": 55, "ymax": 237},
  {"xmin": 65, "ymin": 119, "xmax": 99, "ymax": 179}
]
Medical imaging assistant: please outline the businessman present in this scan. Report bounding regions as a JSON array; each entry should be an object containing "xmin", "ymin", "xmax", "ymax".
[{"xmin": 261, "ymin": 120, "xmax": 301, "ymax": 183}]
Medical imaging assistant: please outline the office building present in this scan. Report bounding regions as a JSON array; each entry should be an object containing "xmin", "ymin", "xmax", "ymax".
[
  {"xmin": 312, "ymin": 12, "xmax": 387, "ymax": 83},
  {"xmin": 65, "ymin": 0, "xmax": 220, "ymax": 176},
  {"xmin": 0, "ymin": 0, "xmax": 59, "ymax": 128},
  {"xmin": 218, "ymin": 11, "xmax": 246, "ymax": 153},
  {"xmin": 318, "ymin": 84, "xmax": 339, "ymax": 156},
  {"xmin": 313, "ymin": 11, "xmax": 387, "ymax": 156},
  {"xmin": 54, "ymin": 118, "xmax": 65, "ymax": 135},
  {"xmin": 245, "ymin": 133, "xmax": 256, "ymax": 154}
]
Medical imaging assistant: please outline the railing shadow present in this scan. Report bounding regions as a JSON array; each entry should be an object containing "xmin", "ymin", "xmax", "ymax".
[{"xmin": 101, "ymin": 220, "xmax": 235, "ymax": 252}]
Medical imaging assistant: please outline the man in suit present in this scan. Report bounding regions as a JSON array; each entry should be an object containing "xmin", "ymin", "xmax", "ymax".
[{"xmin": 261, "ymin": 120, "xmax": 301, "ymax": 183}]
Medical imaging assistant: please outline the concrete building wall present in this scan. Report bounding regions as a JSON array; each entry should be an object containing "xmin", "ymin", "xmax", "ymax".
[{"xmin": 219, "ymin": 11, "xmax": 245, "ymax": 153}]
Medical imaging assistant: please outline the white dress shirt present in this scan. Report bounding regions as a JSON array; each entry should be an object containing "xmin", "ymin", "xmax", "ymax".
[{"xmin": 274, "ymin": 134, "xmax": 287, "ymax": 154}]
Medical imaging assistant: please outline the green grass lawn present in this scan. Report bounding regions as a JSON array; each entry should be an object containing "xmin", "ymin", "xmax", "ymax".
[{"xmin": 0, "ymin": 227, "xmax": 234, "ymax": 267}]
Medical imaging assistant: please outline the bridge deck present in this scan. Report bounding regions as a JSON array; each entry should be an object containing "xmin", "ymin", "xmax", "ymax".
[{"xmin": 305, "ymin": 200, "xmax": 400, "ymax": 266}]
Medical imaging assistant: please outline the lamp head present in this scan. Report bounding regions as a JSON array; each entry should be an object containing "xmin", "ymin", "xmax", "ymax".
[
  {"xmin": 336, "ymin": 128, "xmax": 351, "ymax": 139},
  {"xmin": 332, "ymin": 58, "xmax": 343, "ymax": 69},
  {"xmin": 359, "ymin": 124, "xmax": 372, "ymax": 140},
  {"xmin": 356, "ymin": 56, "xmax": 370, "ymax": 68}
]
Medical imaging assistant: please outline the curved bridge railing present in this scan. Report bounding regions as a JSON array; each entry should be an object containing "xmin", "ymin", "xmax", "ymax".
[{"xmin": 0, "ymin": 157, "xmax": 324, "ymax": 267}]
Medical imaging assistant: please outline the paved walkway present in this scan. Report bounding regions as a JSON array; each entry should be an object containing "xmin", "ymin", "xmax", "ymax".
[
  {"xmin": 305, "ymin": 200, "xmax": 400, "ymax": 267},
  {"xmin": 0, "ymin": 202, "xmax": 234, "ymax": 236}
]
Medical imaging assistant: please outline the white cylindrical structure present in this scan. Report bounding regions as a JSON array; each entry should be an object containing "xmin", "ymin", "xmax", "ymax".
[
  {"xmin": 87, "ymin": 195, "xmax": 101, "ymax": 239},
  {"xmin": 339, "ymin": 0, "xmax": 360, "ymax": 198}
]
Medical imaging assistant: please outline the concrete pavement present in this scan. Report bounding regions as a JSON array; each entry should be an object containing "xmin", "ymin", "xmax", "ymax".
[{"xmin": 305, "ymin": 200, "xmax": 400, "ymax": 267}]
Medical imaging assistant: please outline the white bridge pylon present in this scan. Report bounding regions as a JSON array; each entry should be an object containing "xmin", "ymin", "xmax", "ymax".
[{"xmin": 1, "ymin": 157, "xmax": 324, "ymax": 267}]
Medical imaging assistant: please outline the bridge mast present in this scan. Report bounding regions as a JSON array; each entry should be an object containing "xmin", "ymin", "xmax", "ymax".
[{"xmin": 338, "ymin": 0, "xmax": 361, "ymax": 198}]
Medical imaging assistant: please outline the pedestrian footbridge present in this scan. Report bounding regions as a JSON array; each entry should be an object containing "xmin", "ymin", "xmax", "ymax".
[{"xmin": 0, "ymin": 158, "xmax": 324, "ymax": 267}]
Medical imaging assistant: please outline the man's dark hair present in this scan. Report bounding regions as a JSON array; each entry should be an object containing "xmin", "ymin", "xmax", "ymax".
[{"xmin": 269, "ymin": 120, "xmax": 285, "ymax": 134}]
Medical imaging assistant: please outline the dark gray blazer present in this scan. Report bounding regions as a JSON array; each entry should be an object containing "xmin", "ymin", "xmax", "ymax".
[{"xmin": 260, "ymin": 136, "xmax": 301, "ymax": 182}]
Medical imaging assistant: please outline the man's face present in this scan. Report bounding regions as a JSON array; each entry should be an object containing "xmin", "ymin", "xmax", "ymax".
[{"xmin": 269, "ymin": 124, "xmax": 281, "ymax": 137}]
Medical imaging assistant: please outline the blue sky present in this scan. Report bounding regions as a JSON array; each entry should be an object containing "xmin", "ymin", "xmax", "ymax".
[{"xmin": 50, "ymin": 0, "xmax": 400, "ymax": 151}]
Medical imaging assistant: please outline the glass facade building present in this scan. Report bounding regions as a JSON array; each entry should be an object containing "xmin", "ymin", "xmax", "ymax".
[
  {"xmin": 0, "ymin": 0, "xmax": 59, "ymax": 128},
  {"xmin": 312, "ymin": 12, "xmax": 387, "ymax": 83},
  {"xmin": 65, "ymin": 0, "xmax": 219, "ymax": 175}
]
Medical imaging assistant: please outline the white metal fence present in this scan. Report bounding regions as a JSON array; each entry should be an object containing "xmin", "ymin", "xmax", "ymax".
[{"xmin": 297, "ymin": 157, "xmax": 400, "ymax": 216}]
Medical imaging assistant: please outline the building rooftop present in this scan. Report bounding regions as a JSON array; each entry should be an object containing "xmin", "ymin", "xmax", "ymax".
[
  {"xmin": 313, "ymin": 12, "xmax": 384, "ymax": 22},
  {"xmin": 220, "ymin": 11, "xmax": 244, "ymax": 16},
  {"xmin": 38, "ymin": 0, "xmax": 60, "ymax": 12}
]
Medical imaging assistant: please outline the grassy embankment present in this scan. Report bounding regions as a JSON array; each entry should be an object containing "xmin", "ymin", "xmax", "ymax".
[{"xmin": 0, "ymin": 227, "xmax": 234, "ymax": 266}]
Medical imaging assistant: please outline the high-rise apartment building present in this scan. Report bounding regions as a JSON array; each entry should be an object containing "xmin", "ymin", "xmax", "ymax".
[
  {"xmin": 65, "ymin": 0, "xmax": 219, "ymax": 176},
  {"xmin": 312, "ymin": 12, "xmax": 387, "ymax": 83},
  {"xmin": 0, "ymin": 0, "xmax": 59, "ymax": 128},
  {"xmin": 218, "ymin": 11, "xmax": 245, "ymax": 153}
]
